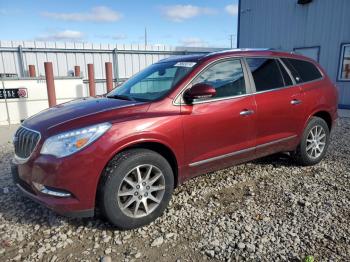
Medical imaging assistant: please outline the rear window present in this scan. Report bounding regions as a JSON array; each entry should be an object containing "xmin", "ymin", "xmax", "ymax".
[
  {"xmin": 281, "ymin": 58, "xmax": 322, "ymax": 83},
  {"xmin": 246, "ymin": 58, "xmax": 287, "ymax": 92},
  {"xmin": 278, "ymin": 60, "xmax": 293, "ymax": 86}
]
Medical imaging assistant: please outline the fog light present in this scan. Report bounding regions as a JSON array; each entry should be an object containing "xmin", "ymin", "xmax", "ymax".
[
  {"xmin": 32, "ymin": 182, "xmax": 71, "ymax": 197},
  {"xmin": 32, "ymin": 182, "xmax": 45, "ymax": 191}
]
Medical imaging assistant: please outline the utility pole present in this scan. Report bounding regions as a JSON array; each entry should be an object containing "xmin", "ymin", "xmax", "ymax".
[
  {"xmin": 229, "ymin": 34, "xmax": 235, "ymax": 49},
  {"xmin": 145, "ymin": 27, "xmax": 148, "ymax": 46}
]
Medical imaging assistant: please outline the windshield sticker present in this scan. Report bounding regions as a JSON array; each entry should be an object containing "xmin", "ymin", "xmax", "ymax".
[{"xmin": 174, "ymin": 62, "xmax": 196, "ymax": 68}]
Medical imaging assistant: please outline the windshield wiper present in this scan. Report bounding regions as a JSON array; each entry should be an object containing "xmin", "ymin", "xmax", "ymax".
[{"xmin": 106, "ymin": 94, "xmax": 135, "ymax": 101}]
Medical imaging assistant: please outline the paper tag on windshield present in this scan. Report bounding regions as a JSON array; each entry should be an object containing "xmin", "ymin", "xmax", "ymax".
[{"xmin": 174, "ymin": 62, "xmax": 196, "ymax": 68}]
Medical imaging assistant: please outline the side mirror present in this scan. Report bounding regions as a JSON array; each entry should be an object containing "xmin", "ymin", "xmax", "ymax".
[{"xmin": 183, "ymin": 83, "xmax": 216, "ymax": 103}]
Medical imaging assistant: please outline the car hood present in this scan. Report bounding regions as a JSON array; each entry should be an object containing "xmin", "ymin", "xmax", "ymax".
[{"xmin": 23, "ymin": 97, "xmax": 143, "ymax": 133}]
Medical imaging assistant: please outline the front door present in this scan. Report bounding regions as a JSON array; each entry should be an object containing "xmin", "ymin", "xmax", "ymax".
[{"xmin": 180, "ymin": 58, "xmax": 257, "ymax": 178}]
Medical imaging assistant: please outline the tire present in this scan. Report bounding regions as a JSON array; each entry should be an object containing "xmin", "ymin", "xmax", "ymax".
[
  {"xmin": 293, "ymin": 116, "xmax": 330, "ymax": 166},
  {"xmin": 98, "ymin": 149, "xmax": 174, "ymax": 229}
]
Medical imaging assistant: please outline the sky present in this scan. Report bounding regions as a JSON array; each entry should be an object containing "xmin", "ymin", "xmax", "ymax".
[{"xmin": 0, "ymin": 0, "xmax": 239, "ymax": 48}]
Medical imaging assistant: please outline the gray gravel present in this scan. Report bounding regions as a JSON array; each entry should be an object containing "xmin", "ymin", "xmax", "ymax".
[{"xmin": 0, "ymin": 118, "xmax": 349, "ymax": 261}]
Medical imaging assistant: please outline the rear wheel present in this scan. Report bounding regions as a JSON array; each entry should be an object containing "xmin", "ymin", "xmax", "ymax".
[
  {"xmin": 98, "ymin": 149, "xmax": 174, "ymax": 229},
  {"xmin": 293, "ymin": 116, "xmax": 330, "ymax": 166}
]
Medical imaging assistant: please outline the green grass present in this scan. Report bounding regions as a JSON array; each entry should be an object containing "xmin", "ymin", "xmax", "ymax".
[{"xmin": 304, "ymin": 255, "xmax": 314, "ymax": 262}]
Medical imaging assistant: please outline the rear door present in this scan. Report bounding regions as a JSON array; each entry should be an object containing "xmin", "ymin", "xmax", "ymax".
[
  {"xmin": 281, "ymin": 57, "xmax": 325, "ymax": 123},
  {"xmin": 180, "ymin": 58, "xmax": 257, "ymax": 178},
  {"xmin": 245, "ymin": 57, "xmax": 305, "ymax": 156}
]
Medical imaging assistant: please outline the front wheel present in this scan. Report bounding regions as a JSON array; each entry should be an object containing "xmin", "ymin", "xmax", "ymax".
[
  {"xmin": 293, "ymin": 116, "xmax": 330, "ymax": 166},
  {"xmin": 98, "ymin": 149, "xmax": 174, "ymax": 229}
]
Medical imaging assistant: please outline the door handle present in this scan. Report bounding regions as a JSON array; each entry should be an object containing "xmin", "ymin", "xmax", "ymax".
[
  {"xmin": 240, "ymin": 109, "xmax": 254, "ymax": 116},
  {"xmin": 291, "ymin": 99, "xmax": 302, "ymax": 105}
]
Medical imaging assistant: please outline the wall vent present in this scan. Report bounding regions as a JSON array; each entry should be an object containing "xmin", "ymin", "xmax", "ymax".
[{"xmin": 297, "ymin": 0, "xmax": 313, "ymax": 5}]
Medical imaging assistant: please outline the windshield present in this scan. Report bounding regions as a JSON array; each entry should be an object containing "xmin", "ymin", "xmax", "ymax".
[{"xmin": 107, "ymin": 61, "xmax": 196, "ymax": 102}]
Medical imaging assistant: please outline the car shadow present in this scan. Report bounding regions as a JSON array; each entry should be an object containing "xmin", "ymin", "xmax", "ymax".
[
  {"xmin": 1, "ymin": 178, "xmax": 115, "ymax": 231},
  {"xmin": 251, "ymin": 152, "xmax": 298, "ymax": 168}
]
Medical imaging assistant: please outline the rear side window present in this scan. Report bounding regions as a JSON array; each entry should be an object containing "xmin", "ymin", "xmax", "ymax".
[
  {"xmin": 246, "ymin": 58, "xmax": 286, "ymax": 92},
  {"xmin": 281, "ymin": 58, "xmax": 322, "ymax": 83},
  {"xmin": 278, "ymin": 60, "xmax": 293, "ymax": 86}
]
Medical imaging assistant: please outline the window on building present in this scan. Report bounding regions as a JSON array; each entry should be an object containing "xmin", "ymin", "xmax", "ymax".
[
  {"xmin": 293, "ymin": 46, "xmax": 320, "ymax": 62},
  {"xmin": 192, "ymin": 59, "xmax": 246, "ymax": 100},
  {"xmin": 246, "ymin": 58, "xmax": 286, "ymax": 92},
  {"xmin": 281, "ymin": 58, "xmax": 322, "ymax": 83},
  {"xmin": 338, "ymin": 43, "xmax": 350, "ymax": 81}
]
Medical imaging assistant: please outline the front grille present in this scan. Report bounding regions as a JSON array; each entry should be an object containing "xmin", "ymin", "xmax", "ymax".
[{"xmin": 14, "ymin": 126, "xmax": 41, "ymax": 159}]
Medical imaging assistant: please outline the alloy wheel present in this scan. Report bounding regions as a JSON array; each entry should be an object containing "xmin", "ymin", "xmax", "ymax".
[
  {"xmin": 117, "ymin": 164, "xmax": 165, "ymax": 218},
  {"xmin": 306, "ymin": 125, "xmax": 326, "ymax": 159}
]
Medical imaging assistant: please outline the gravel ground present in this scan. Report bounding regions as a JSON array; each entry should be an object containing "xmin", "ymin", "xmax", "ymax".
[{"xmin": 0, "ymin": 118, "xmax": 349, "ymax": 262}]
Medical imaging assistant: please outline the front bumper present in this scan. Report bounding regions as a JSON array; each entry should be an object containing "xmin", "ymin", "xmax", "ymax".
[
  {"xmin": 10, "ymin": 125, "xmax": 122, "ymax": 218},
  {"xmin": 11, "ymin": 163, "xmax": 94, "ymax": 218},
  {"xmin": 10, "ymin": 135, "xmax": 115, "ymax": 218}
]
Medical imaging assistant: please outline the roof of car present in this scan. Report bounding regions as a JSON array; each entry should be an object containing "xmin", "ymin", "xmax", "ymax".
[
  {"xmin": 157, "ymin": 54, "xmax": 207, "ymax": 63},
  {"xmin": 157, "ymin": 48, "xmax": 315, "ymax": 64},
  {"xmin": 205, "ymin": 48, "xmax": 293, "ymax": 58}
]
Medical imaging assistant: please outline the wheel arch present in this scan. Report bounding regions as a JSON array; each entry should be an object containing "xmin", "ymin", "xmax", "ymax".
[
  {"xmin": 96, "ymin": 139, "xmax": 179, "ymax": 199},
  {"xmin": 121, "ymin": 141, "xmax": 179, "ymax": 187},
  {"xmin": 312, "ymin": 110, "xmax": 333, "ymax": 131},
  {"xmin": 94, "ymin": 140, "xmax": 179, "ymax": 213},
  {"xmin": 303, "ymin": 106, "xmax": 334, "ymax": 132}
]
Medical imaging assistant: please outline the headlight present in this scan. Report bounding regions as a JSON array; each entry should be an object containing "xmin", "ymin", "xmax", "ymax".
[{"xmin": 40, "ymin": 123, "xmax": 111, "ymax": 158}]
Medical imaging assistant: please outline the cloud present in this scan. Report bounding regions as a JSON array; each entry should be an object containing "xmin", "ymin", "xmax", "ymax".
[
  {"xmin": 96, "ymin": 33, "xmax": 127, "ymax": 40},
  {"xmin": 36, "ymin": 30, "xmax": 84, "ymax": 41},
  {"xmin": 160, "ymin": 5, "xmax": 215, "ymax": 22},
  {"xmin": 42, "ymin": 6, "xmax": 122, "ymax": 22},
  {"xmin": 112, "ymin": 34, "xmax": 127, "ymax": 40},
  {"xmin": 0, "ymin": 8, "xmax": 21, "ymax": 16},
  {"xmin": 225, "ymin": 4, "xmax": 238, "ymax": 16},
  {"xmin": 180, "ymin": 37, "xmax": 208, "ymax": 47}
]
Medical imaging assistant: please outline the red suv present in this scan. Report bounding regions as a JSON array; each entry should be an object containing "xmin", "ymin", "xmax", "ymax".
[{"xmin": 11, "ymin": 49, "xmax": 338, "ymax": 229}]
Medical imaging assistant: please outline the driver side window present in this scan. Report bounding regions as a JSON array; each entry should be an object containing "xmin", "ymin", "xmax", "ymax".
[{"xmin": 191, "ymin": 59, "xmax": 246, "ymax": 101}]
